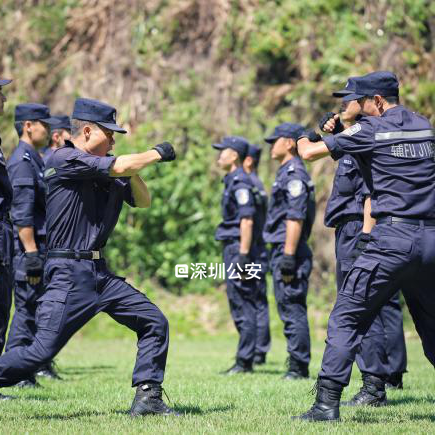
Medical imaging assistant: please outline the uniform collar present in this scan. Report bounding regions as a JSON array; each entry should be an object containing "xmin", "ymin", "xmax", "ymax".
[
  {"xmin": 223, "ymin": 166, "xmax": 244, "ymax": 184},
  {"xmin": 381, "ymin": 105, "xmax": 403, "ymax": 117},
  {"xmin": 278, "ymin": 156, "xmax": 301, "ymax": 174},
  {"xmin": 18, "ymin": 140, "xmax": 44, "ymax": 165}
]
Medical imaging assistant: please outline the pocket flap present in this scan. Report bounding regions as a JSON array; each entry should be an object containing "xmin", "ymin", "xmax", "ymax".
[
  {"xmin": 38, "ymin": 290, "xmax": 68, "ymax": 303},
  {"xmin": 379, "ymin": 236, "xmax": 412, "ymax": 253},
  {"xmin": 352, "ymin": 257, "xmax": 379, "ymax": 271}
]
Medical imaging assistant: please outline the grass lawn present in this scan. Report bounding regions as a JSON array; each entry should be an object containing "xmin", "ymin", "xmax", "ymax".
[{"xmin": 0, "ymin": 333, "xmax": 433, "ymax": 434}]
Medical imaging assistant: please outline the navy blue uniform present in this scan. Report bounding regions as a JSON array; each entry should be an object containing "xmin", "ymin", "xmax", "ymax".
[
  {"xmin": 216, "ymin": 167, "xmax": 258, "ymax": 364},
  {"xmin": 249, "ymin": 172, "xmax": 271, "ymax": 358},
  {"xmin": 0, "ymin": 138, "xmax": 13, "ymax": 355},
  {"xmin": 325, "ymin": 154, "xmax": 407, "ymax": 378},
  {"xmin": 0, "ymin": 140, "xmax": 168, "ymax": 387},
  {"xmin": 5, "ymin": 141, "xmax": 46, "ymax": 353},
  {"xmin": 263, "ymin": 156, "xmax": 315, "ymax": 365},
  {"xmin": 320, "ymin": 105, "xmax": 435, "ymax": 385}
]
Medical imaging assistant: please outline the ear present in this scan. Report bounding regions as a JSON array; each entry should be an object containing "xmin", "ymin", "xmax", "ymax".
[
  {"xmin": 374, "ymin": 95, "xmax": 383, "ymax": 108},
  {"xmin": 83, "ymin": 125, "xmax": 92, "ymax": 139},
  {"xmin": 286, "ymin": 138, "xmax": 295, "ymax": 152},
  {"xmin": 24, "ymin": 120, "xmax": 32, "ymax": 133}
]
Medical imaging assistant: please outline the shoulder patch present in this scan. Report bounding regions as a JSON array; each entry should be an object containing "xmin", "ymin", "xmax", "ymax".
[
  {"xmin": 235, "ymin": 188, "xmax": 249, "ymax": 205},
  {"xmin": 341, "ymin": 123, "xmax": 362, "ymax": 136},
  {"xmin": 23, "ymin": 152, "xmax": 31, "ymax": 161},
  {"xmin": 44, "ymin": 167, "xmax": 57, "ymax": 178},
  {"xmin": 287, "ymin": 164, "xmax": 295, "ymax": 173},
  {"xmin": 288, "ymin": 179, "xmax": 303, "ymax": 197}
]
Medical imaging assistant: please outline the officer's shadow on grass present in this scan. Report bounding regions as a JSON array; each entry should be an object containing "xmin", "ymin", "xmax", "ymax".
[
  {"xmin": 113, "ymin": 404, "xmax": 235, "ymax": 416},
  {"xmin": 386, "ymin": 396, "xmax": 435, "ymax": 406},
  {"xmin": 61, "ymin": 364, "xmax": 116, "ymax": 375}
]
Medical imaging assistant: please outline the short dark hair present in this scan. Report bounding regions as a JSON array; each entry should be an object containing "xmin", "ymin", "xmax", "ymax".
[
  {"xmin": 14, "ymin": 121, "xmax": 24, "ymax": 138},
  {"xmin": 71, "ymin": 119, "xmax": 97, "ymax": 137},
  {"xmin": 49, "ymin": 128, "xmax": 65, "ymax": 146},
  {"xmin": 363, "ymin": 95, "xmax": 400, "ymax": 105}
]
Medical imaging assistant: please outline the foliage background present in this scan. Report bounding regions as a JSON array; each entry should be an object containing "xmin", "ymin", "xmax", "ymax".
[{"xmin": 0, "ymin": 0, "xmax": 434, "ymax": 333}]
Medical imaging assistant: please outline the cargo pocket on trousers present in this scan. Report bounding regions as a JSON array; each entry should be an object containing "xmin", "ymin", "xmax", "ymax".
[
  {"xmin": 339, "ymin": 257, "xmax": 380, "ymax": 301},
  {"xmin": 36, "ymin": 290, "xmax": 68, "ymax": 332}
]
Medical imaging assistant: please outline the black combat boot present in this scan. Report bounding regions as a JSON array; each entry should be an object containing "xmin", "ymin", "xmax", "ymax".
[
  {"xmin": 36, "ymin": 361, "xmax": 62, "ymax": 380},
  {"xmin": 130, "ymin": 383, "xmax": 179, "ymax": 417},
  {"xmin": 283, "ymin": 356, "xmax": 309, "ymax": 380},
  {"xmin": 12, "ymin": 376, "xmax": 40, "ymax": 388},
  {"xmin": 253, "ymin": 354, "xmax": 266, "ymax": 366},
  {"xmin": 223, "ymin": 358, "xmax": 253, "ymax": 375},
  {"xmin": 292, "ymin": 378, "xmax": 343, "ymax": 421},
  {"xmin": 385, "ymin": 372, "xmax": 403, "ymax": 390},
  {"xmin": 342, "ymin": 373, "xmax": 387, "ymax": 407}
]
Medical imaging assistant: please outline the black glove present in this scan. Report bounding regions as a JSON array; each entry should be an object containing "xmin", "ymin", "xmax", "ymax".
[
  {"xmin": 279, "ymin": 254, "xmax": 296, "ymax": 278},
  {"xmin": 153, "ymin": 142, "xmax": 176, "ymax": 162},
  {"xmin": 318, "ymin": 112, "xmax": 344, "ymax": 134},
  {"xmin": 351, "ymin": 233, "xmax": 371, "ymax": 260},
  {"xmin": 24, "ymin": 251, "xmax": 44, "ymax": 278},
  {"xmin": 296, "ymin": 129, "xmax": 321, "ymax": 146},
  {"xmin": 237, "ymin": 254, "xmax": 250, "ymax": 274}
]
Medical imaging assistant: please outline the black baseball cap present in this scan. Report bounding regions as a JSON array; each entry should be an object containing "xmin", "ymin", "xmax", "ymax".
[
  {"xmin": 72, "ymin": 98, "xmax": 127, "ymax": 134},
  {"xmin": 212, "ymin": 136, "xmax": 250, "ymax": 160},
  {"xmin": 15, "ymin": 103, "xmax": 61, "ymax": 126},
  {"xmin": 342, "ymin": 71, "xmax": 399, "ymax": 102},
  {"xmin": 264, "ymin": 123, "xmax": 304, "ymax": 144}
]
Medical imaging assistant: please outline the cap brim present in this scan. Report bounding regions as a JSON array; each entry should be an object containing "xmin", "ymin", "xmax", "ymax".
[
  {"xmin": 264, "ymin": 135, "xmax": 279, "ymax": 144},
  {"xmin": 40, "ymin": 117, "xmax": 63, "ymax": 126},
  {"xmin": 0, "ymin": 79, "xmax": 12, "ymax": 86},
  {"xmin": 342, "ymin": 93, "xmax": 365, "ymax": 102},
  {"xmin": 332, "ymin": 89, "xmax": 353, "ymax": 97},
  {"xmin": 97, "ymin": 121, "xmax": 127, "ymax": 134},
  {"xmin": 212, "ymin": 143, "xmax": 226, "ymax": 150}
]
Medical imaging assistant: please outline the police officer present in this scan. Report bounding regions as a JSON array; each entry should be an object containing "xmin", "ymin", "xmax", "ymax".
[
  {"xmin": 0, "ymin": 79, "xmax": 14, "ymax": 356},
  {"xmin": 295, "ymin": 71, "xmax": 435, "ymax": 421},
  {"xmin": 6, "ymin": 103, "xmax": 60, "ymax": 385},
  {"xmin": 0, "ymin": 98, "xmax": 178, "ymax": 416},
  {"xmin": 243, "ymin": 145, "xmax": 271, "ymax": 365},
  {"xmin": 42, "ymin": 115, "xmax": 71, "ymax": 163},
  {"xmin": 213, "ymin": 136, "xmax": 259, "ymax": 374},
  {"xmin": 319, "ymin": 78, "xmax": 407, "ymax": 405},
  {"xmin": 263, "ymin": 123, "xmax": 316, "ymax": 379}
]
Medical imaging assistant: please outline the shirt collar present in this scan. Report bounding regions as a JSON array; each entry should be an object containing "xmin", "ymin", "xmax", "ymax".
[
  {"xmin": 381, "ymin": 105, "xmax": 403, "ymax": 117},
  {"xmin": 223, "ymin": 166, "xmax": 244, "ymax": 185},
  {"xmin": 19, "ymin": 140, "xmax": 44, "ymax": 166}
]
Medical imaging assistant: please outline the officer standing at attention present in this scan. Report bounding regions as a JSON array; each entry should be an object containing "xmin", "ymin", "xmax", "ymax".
[
  {"xmin": 0, "ymin": 78, "xmax": 14, "ymax": 361},
  {"xmin": 42, "ymin": 115, "xmax": 71, "ymax": 163},
  {"xmin": 319, "ymin": 77, "xmax": 407, "ymax": 405},
  {"xmin": 295, "ymin": 71, "xmax": 435, "ymax": 422},
  {"xmin": 0, "ymin": 98, "xmax": 178, "ymax": 417},
  {"xmin": 263, "ymin": 123, "xmax": 316, "ymax": 380},
  {"xmin": 213, "ymin": 136, "xmax": 258, "ymax": 374},
  {"xmin": 243, "ymin": 145, "xmax": 271, "ymax": 365},
  {"xmin": 6, "ymin": 104, "xmax": 60, "ymax": 385}
]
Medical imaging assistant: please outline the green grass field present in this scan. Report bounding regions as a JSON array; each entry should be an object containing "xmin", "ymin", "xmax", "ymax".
[{"xmin": 0, "ymin": 332, "xmax": 433, "ymax": 434}]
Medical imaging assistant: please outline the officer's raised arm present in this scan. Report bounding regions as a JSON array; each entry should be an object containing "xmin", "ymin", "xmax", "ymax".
[{"xmin": 109, "ymin": 141, "xmax": 175, "ymax": 177}]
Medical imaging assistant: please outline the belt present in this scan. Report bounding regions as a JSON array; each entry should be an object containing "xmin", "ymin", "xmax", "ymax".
[
  {"xmin": 377, "ymin": 216, "xmax": 435, "ymax": 227},
  {"xmin": 335, "ymin": 214, "xmax": 363, "ymax": 228},
  {"xmin": 47, "ymin": 249, "xmax": 103, "ymax": 260}
]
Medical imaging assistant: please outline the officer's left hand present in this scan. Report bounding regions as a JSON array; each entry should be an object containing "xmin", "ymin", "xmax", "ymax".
[
  {"xmin": 237, "ymin": 253, "xmax": 250, "ymax": 280},
  {"xmin": 24, "ymin": 251, "xmax": 44, "ymax": 285},
  {"xmin": 153, "ymin": 142, "xmax": 176, "ymax": 162},
  {"xmin": 280, "ymin": 254, "xmax": 296, "ymax": 283},
  {"xmin": 351, "ymin": 233, "xmax": 371, "ymax": 261}
]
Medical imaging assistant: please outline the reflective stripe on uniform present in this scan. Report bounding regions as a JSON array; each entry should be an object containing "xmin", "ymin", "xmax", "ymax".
[{"xmin": 375, "ymin": 129, "xmax": 435, "ymax": 141}]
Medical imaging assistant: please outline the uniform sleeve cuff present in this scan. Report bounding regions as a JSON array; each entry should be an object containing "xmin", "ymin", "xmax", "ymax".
[
  {"xmin": 286, "ymin": 213, "xmax": 305, "ymax": 220},
  {"xmin": 324, "ymin": 135, "xmax": 344, "ymax": 161},
  {"xmin": 239, "ymin": 207, "xmax": 255, "ymax": 219},
  {"xmin": 97, "ymin": 156, "xmax": 117, "ymax": 176},
  {"xmin": 13, "ymin": 218, "xmax": 34, "ymax": 227}
]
